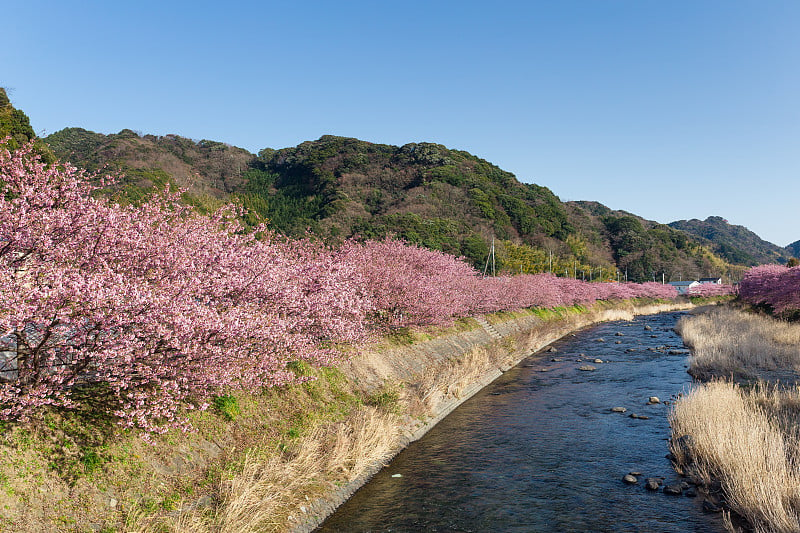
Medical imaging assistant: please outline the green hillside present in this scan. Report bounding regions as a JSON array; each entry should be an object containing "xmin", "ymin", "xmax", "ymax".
[
  {"xmin": 0, "ymin": 88, "xmax": 54, "ymax": 161},
  {"xmin": 45, "ymin": 127, "xmax": 253, "ymax": 211},
  {"xmin": 42, "ymin": 126, "xmax": 749, "ymax": 282},
  {"xmin": 669, "ymin": 216, "xmax": 792, "ymax": 266},
  {"xmin": 785, "ymin": 240, "xmax": 800, "ymax": 259}
]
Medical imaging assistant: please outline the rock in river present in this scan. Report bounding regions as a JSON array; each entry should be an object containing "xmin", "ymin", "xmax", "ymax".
[
  {"xmin": 623, "ymin": 474, "xmax": 638, "ymax": 484},
  {"xmin": 645, "ymin": 478, "xmax": 661, "ymax": 491},
  {"xmin": 578, "ymin": 365, "xmax": 596, "ymax": 371},
  {"xmin": 611, "ymin": 407, "xmax": 627, "ymax": 413}
]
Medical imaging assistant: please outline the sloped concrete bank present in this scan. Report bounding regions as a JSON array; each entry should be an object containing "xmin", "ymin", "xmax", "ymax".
[{"xmin": 296, "ymin": 300, "xmax": 693, "ymax": 532}]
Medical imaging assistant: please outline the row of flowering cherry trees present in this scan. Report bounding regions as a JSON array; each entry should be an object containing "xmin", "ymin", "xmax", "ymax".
[
  {"xmin": 739, "ymin": 264, "xmax": 800, "ymax": 315},
  {"xmin": 0, "ymin": 143, "xmax": 677, "ymax": 434}
]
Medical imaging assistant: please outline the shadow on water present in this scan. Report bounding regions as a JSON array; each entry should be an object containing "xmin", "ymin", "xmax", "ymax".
[{"xmin": 317, "ymin": 312, "xmax": 726, "ymax": 532}]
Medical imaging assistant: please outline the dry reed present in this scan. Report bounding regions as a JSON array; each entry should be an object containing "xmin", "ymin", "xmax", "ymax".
[
  {"xmin": 130, "ymin": 406, "xmax": 400, "ymax": 533},
  {"xmin": 216, "ymin": 406, "xmax": 399, "ymax": 532},
  {"xmin": 671, "ymin": 307, "xmax": 800, "ymax": 532},
  {"xmin": 676, "ymin": 307, "xmax": 800, "ymax": 380},
  {"xmin": 670, "ymin": 382, "xmax": 800, "ymax": 532}
]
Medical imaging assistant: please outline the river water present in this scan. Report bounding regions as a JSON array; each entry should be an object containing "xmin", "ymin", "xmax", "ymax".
[{"xmin": 317, "ymin": 312, "xmax": 725, "ymax": 532}]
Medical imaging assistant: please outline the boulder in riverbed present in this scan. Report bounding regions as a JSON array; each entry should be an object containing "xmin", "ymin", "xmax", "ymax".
[{"xmin": 645, "ymin": 478, "xmax": 661, "ymax": 491}]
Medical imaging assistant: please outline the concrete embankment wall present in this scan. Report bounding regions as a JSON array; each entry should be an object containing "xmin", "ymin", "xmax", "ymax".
[{"xmin": 296, "ymin": 300, "xmax": 693, "ymax": 532}]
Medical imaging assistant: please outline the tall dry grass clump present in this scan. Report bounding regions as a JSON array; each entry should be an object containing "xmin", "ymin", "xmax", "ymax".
[
  {"xmin": 216, "ymin": 406, "xmax": 399, "ymax": 533},
  {"xmin": 132, "ymin": 405, "xmax": 400, "ymax": 533},
  {"xmin": 670, "ymin": 382, "xmax": 800, "ymax": 532},
  {"xmin": 676, "ymin": 307, "xmax": 800, "ymax": 380}
]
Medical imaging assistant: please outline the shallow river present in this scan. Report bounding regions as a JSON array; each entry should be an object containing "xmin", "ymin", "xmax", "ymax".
[{"xmin": 317, "ymin": 312, "xmax": 725, "ymax": 532}]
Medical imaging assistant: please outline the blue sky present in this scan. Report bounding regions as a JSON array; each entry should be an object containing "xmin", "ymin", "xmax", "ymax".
[{"xmin": 4, "ymin": 1, "xmax": 799, "ymax": 246}]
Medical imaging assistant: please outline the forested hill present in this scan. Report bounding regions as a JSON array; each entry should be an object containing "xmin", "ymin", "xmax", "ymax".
[
  {"xmin": 44, "ymin": 127, "xmax": 253, "ymax": 208},
  {"xmin": 0, "ymin": 88, "xmax": 53, "ymax": 161},
  {"xmin": 668, "ymin": 216, "xmax": 793, "ymax": 266},
  {"xmin": 40, "ymin": 127, "xmax": 760, "ymax": 281},
  {"xmin": 785, "ymin": 240, "xmax": 800, "ymax": 259}
]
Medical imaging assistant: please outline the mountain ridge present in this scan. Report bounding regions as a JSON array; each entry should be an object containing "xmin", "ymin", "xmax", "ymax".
[
  {"xmin": 668, "ymin": 216, "xmax": 792, "ymax": 266},
  {"xmin": 0, "ymin": 84, "xmax": 772, "ymax": 282},
  {"xmin": 45, "ymin": 128, "xmax": 755, "ymax": 281}
]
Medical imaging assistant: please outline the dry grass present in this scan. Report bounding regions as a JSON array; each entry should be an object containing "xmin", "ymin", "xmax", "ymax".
[
  {"xmin": 676, "ymin": 306, "xmax": 800, "ymax": 380},
  {"xmin": 215, "ymin": 406, "xmax": 399, "ymax": 533},
  {"xmin": 414, "ymin": 345, "xmax": 499, "ymax": 414},
  {"xmin": 671, "ymin": 307, "xmax": 800, "ymax": 532},
  {"xmin": 670, "ymin": 381, "xmax": 800, "ymax": 533}
]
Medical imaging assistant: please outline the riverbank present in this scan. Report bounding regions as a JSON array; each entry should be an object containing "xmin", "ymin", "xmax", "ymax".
[
  {"xmin": 670, "ymin": 306, "xmax": 800, "ymax": 532},
  {"xmin": 0, "ymin": 298, "xmax": 692, "ymax": 532},
  {"xmin": 296, "ymin": 299, "xmax": 694, "ymax": 533}
]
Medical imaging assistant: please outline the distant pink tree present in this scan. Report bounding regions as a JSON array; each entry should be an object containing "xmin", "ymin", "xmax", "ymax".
[
  {"xmin": 686, "ymin": 283, "xmax": 737, "ymax": 298},
  {"xmin": 739, "ymin": 264, "xmax": 800, "ymax": 314},
  {"xmin": 342, "ymin": 238, "xmax": 478, "ymax": 328}
]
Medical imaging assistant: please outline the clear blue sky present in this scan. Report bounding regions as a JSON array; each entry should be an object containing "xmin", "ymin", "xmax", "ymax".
[{"xmin": 4, "ymin": 1, "xmax": 799, "ymax": 246}]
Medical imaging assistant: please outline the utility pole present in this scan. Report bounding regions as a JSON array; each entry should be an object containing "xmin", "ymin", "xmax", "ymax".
[
  {"xmin": 548, "ymin": 249, "xmax": 553, "ymax": 274},
  {"xmin": 483, "ymin": 237, "xmax": 496, "ymax": 278},
  {"xmin": 492, "ymin": 237, "xmax": 496, "ymax": 277}
]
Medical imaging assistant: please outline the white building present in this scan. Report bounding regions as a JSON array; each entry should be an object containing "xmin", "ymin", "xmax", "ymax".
[
  {"xmin": 698, "ymin": 277, "xmax": 723, "ymax": 285},
  {"xmin": 668, "ymin": 280, "xmax": 701, "ymax": 295}
]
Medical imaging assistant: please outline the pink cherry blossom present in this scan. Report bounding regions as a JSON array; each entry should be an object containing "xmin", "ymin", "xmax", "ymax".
[{"xmin": 0, "ymin": 141, "xmax": 682, "ymax": 435}]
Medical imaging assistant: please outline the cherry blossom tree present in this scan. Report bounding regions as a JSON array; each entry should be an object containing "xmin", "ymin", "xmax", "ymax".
[
  {"xmin": 686, "ymin": 283, "xmax": 737, "ymax": 298},
  {"xmin": 0, "ymin": 141, "xmax": 684, "ymax": 435},
  {"xmin": 0, "ymin": 143, "xmax": 372, "ymax": 434},
  {"xmin": 739, "ymin": 265, "xmax": 800, "ymax": 314}
]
